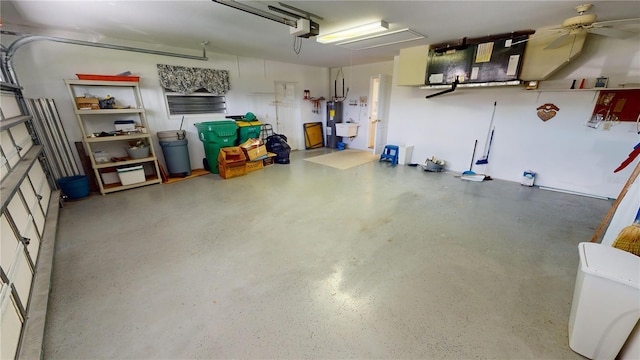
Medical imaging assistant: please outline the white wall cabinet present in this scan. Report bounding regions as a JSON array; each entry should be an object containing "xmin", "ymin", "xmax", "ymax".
[
  {"xmin": 65, "ymin": 79, "xmax": 161, "ymax": 195},
  {"xmin": 397, "ymin": 45, "xmax": 429, "ymax": 86}
]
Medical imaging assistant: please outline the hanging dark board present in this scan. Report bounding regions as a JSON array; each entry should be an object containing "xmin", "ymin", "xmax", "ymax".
[
  {"xmin": 425, "ymin": 35, "xmax": 528, "ymax": 85},
  {"xmin": 426, "ymin": 47, "xmax": 475, "ymax": 85}
]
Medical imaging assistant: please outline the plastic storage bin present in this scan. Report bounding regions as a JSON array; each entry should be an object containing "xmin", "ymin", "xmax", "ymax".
[
  {"xmin": 568, "ymin": 242, "xmax": 640, "ymax": 359},
  {"xmin": 126, "ymin": 145, "xmax": 150, "ymax": 159},
  {"xmin": 194, "ymin": 121, "xmax": 238, "ymax": 174},
  {"xmin": 236, "ymin": 121, "xmax": 262, "ymax": 144},
  {"xmin": 117, "ymin": 165, "xmax": 145, "ymax": 185},
  {"xmin": 57, "ymin": 175, "xmax": 90, "ymax": 199}
]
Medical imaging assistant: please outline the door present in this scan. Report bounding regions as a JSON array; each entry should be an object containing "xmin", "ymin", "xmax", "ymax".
[
  {"xmin": 275, "ymin": 81, "xmax": 300, "ymax": 150},
  {"xmin": 368, "ymin": 74, "xmax": 392, "ymax": 155}
]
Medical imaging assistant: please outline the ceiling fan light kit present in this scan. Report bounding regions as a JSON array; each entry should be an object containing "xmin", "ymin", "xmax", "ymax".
[
  {"xmin": 316, "ymin": 21, "xmax": 389, "ymax": 44},
  {"xmin": 541, "ymin": 3, "xmax": 639, "ymax": 49},
  {"xmin": 563, "ymin": 14, "xmax": 597, "ymax": 28}
]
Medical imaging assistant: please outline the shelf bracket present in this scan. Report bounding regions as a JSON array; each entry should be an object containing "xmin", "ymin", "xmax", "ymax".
[{"xmin": 426, "ymin": 77, "xmax": 459, "ymax": 99}]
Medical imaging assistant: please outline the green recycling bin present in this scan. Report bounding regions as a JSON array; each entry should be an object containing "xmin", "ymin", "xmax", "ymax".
[
  {"xmin": 236, "ymin": 121, "xmax": 262, "ymax": 145},
  {"xmin": 194, "ymin": 121, "xmax": 238, "ymax": 174}
]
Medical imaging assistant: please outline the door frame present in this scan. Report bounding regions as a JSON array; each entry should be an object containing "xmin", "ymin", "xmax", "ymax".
[{"xmin": 368, "ymin": 74, "xmax": 392, "ymax": 155}]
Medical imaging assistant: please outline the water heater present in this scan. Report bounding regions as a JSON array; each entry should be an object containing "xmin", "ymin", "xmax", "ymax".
[{"xmin": 326, "ymin": 101, "xmax": 343, "ymax": 148}]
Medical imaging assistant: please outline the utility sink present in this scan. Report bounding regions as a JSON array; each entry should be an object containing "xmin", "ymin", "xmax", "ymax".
[{"xmin": 335, "ymin": 123, "xmax": 358, "ymax": 137}]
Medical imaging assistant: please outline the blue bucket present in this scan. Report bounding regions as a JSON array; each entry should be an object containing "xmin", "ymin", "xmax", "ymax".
[
  {"xmin": 57, "ymin": 175, "xmax": 90, "ymax": 199},
  {"xmin": 337, "ymin": 142, "xmax": 346, "ymax": 150}
]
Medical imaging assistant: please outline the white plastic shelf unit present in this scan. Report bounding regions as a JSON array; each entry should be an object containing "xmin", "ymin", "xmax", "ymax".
[{"xmin": 65, "ymin": 79, "xmax": 161, "ymax": 195}]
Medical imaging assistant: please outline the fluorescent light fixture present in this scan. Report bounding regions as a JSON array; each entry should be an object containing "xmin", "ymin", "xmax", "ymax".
[
  {"xmin": 316, "ymin": 21, "xmax": 388, "ymax": 44},
  {"xmin": 336, "ymin": 29, "xmax": 424, "ymax": 50}
]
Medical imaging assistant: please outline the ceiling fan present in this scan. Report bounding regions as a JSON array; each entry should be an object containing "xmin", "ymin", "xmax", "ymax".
[{"xmin": 542, "ymin": 4, "xmax": 640, "ymax": 49}]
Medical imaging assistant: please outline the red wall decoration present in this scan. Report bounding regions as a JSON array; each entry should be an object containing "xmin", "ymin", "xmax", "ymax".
[{"xmin": 591, "ymin": 89, "xmax": 640, "ymax": 122}]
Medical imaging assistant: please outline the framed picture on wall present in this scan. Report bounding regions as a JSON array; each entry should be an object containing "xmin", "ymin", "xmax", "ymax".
[
  {"xmin": 526, "ymin": 81, "xmax": 539, "ymax": 90},
  {"xmin": 594, "ymin": 77, "xmax": 608, "ymax": 88}
]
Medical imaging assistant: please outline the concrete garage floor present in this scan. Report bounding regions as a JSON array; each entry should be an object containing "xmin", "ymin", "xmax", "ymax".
[{"xmin": 44, "ymin": 148, "xmax": 612, "ymax": 359}]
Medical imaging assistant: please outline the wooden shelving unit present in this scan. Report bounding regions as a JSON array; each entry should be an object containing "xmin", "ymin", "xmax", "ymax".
[{"xmin": 65, "ymin": 79, "xmax": 161, "ymax": 195}]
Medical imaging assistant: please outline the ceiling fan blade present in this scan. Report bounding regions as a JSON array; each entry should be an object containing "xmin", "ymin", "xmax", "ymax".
[
  {"xmin": 545, "ymin": 33, "xmax": 571, "ymax": 49},
  {"xmin": 591, "ymin": 17, "xmax": 640, "ymax": 27},
  {"xmin": 588, "ymin": 26, "xmax": 638, "ymax": 39}
]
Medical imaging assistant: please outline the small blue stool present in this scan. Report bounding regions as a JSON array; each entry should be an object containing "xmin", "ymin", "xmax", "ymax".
[{"xmin": 379, "ymin": 145, "xmax": 399, "ymax": 166}]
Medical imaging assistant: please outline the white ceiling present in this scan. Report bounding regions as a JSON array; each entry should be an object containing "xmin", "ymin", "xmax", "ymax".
[{"xmin": 3, "ymin": 1, "xmax": 640, "ymax": 68}]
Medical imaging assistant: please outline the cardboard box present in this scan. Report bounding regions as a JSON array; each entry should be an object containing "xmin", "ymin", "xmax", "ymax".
[
  {"xmin": 75, "ymin": 97, "xmax": 100, "ymax": 110},
  {"xmin": 239, "ymin": 139, "xmax": 267, "ymax": 161},
  {"xmin": 246, "ymin": 160, "xmax": 263, "ymax": 173},
  {"xmin": 100, "ymin": 168, "xmax": 119, "ymax": 184},
  {"xmin": 218, "ymin": 146, "xmax": 246, "ymax": 166},
  {"xmin": 117, "ymin": 165, "xmax": 145, "ymax": 185},
  {"xmin": 263, "ymin": 152, "xmax": 277, "ymax": 167},
  {"xmin": 218, "ymin": 163, "xmax": 246, "ymax": 179}
]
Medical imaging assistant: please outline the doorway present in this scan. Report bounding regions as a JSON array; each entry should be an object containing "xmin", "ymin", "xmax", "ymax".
[
  {"xmin": 367, "ymin": 74, "xmax": 392, "ymax": 155},
  {"xmin": 274, "ymin": 81, "xmax": 300, "ymax": 150}
]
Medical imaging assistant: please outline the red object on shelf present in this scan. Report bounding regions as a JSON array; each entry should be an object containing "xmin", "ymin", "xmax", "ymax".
[{"xmin": 76, "ymin": 74, "xmax": 140, "ymax": 82}]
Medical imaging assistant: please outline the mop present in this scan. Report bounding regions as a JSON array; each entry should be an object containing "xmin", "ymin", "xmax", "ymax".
[{"xmin": 476, "ymin": 101, "xmax": 497, "ymax": 165}]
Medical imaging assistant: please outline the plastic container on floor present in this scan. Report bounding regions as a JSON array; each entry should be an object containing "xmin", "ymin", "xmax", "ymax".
[
  {"xmin": 57, "ymin": 175, "xmax": 90, "ymax": 199},
  {"xmin": 236, "ymin": 121, "xmax": 262, "ymax": 144},
  {"xmin": 194, "ymin": 121, "xmax": 238, "ymax": 174},
  {"xmin": 160, "ymin": 139, "xmax": 191, "ymax": 176},
  {"xmin": 568, "ymin": 242, "xmax": 640, "ymax": 359}
]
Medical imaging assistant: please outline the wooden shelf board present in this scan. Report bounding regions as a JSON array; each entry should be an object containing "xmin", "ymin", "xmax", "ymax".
[
  {"xmin": 94, "ymin": 156, "xmax": 157, "ymax": 169},
  {"xmin": 163, "ymin": 168, "xmax": 210, "ymax": 184},
  {"xmin": 74, "ymin": 108, "xmax": 144, "ymax": 115},
  {"xmin": 102, "ymin": 175, "xmax": 161, "ymax": 193},
  {"xmin": 85, "ymin": 133, "xmax": 151, "ymax": 143}
]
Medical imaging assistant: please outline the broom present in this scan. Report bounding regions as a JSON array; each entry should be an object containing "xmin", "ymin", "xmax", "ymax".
[
  {"xmin": 591, "ymin": 158, "xmax": 640, "ymax": 242},
  {"xmin": 612, "ymin": 207, "xmax": 640, "ymax": 256}
]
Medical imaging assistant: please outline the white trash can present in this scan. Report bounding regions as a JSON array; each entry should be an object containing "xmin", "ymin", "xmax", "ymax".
[{"xmin": 568, "ymin": 242, "xmax": 640, "ymax": 359}]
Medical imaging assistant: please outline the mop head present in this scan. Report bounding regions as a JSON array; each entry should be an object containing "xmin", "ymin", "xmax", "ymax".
[{"xmin": 612, "ymin": 223, "xmax": 640, "ymax": 256}]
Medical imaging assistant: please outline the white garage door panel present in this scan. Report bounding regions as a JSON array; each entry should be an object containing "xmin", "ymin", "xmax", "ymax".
[
  {"xmin": 20, "ymin": 181, "xmax": 45, "ymax": 237},
  {"xmin": 12, "ymin": 250, "xmax": 33, "ymax": 303},
  {"xmin": 0, "ymin": 94, "xmax": 21, "ymax": 119},
  {"xmin": 0, "ymin": 215, "xmax": 21, "ymax": 272},
  {"xmin": 28, "ymin": 162, "xmax": 51, "ymax": 216},
  {"xmin": 1, "ymin": 295, "xmax": 24, "ymax": 360},
  {"xmin": 1, "ymin": 130, "xmax": 19, "ymax": 168},
  {"xmin": 7, "ymin": 195, "xmax": 30, "ymax": 237},
  {"xmin": 9, "ymin": 123, "xmax": 33, "ymax": 157}
]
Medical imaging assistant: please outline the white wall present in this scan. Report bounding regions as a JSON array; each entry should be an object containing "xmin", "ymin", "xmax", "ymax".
[
  {"xmin": 6, "ymin": 33, "xmax": 640, "ymax": 199},
  {"xmin": 328, "ymin": 62, "xmax": 394, "ymax": 150},
  {"xmin": 9, "ymin": 39, "xmax": 329, "ymax": 170},
  {"xmin": 384, "ymin": 35, "xmax": 640, "ymax": 199}
]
